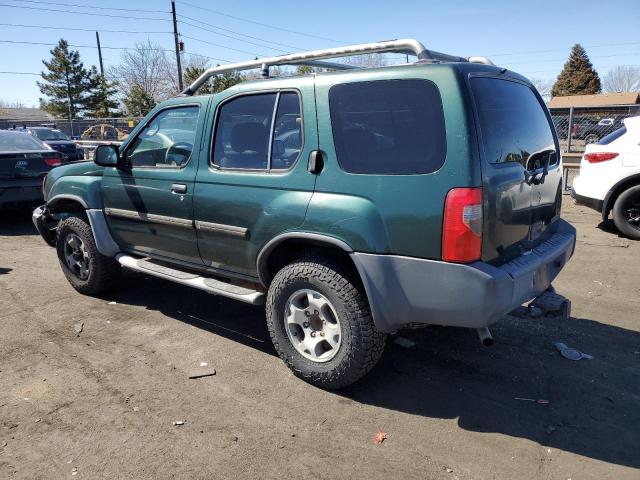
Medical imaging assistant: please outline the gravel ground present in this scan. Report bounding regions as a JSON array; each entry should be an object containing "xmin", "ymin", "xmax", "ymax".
[{"xmin": 0, "ymin": 200, "xmax": 638, "ymax": 480}]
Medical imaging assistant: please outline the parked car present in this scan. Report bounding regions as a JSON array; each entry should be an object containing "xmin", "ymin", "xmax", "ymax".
[
  {"xmin": 572, "ymin": 116, "xmax": 625, "ymax": 145},
  {"xmin": 33, "ymin": 39, "xmax": 576, "ymax": 389},
  {"xmin": 23, "ymin": 127, "xmax": 84, "ymax": 162},
  {"xmin": 0, "ymin": 130, "xmax": 62, "ymax": 212},
  {"xmin": 572, "ymin": 116, "xmax": 640, "ymax": 239},
  {"xmin": 81, "ymin": 124, "xmax": 129, "ymax": 141}
]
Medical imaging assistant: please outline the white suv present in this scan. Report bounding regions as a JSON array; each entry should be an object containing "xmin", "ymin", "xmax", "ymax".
[{"xmin": 572, "ymin": 115, "xmax": 640, "ymax": 239}]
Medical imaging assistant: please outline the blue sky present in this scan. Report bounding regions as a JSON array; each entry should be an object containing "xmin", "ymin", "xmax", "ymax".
[{"xmin": 0, "ymin": 0, "xmax": 638, "ymax": 106}]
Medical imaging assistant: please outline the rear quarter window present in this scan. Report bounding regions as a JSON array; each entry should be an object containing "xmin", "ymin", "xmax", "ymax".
[
  {"xmin": 328, "ymin": 79, "xmax": 446, "ymax": 175},
  {"xmin": 471, "ymin": 77, "xmax": 557, "ymax": 168}
]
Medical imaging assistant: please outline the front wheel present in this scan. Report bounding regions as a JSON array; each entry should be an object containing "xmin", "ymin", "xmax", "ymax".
[
  {"xmin": 266, "ymin": 256, "xmax": 386, "ymax": 389},
  {"xmin": 56, "ymin": 214, "xmax": 121, "ymax": 295},
  {"xmin": 612, "ymin": 185, "xmax": 640, "ymax": 240}
]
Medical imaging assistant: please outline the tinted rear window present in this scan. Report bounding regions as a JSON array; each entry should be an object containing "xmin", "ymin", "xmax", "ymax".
[
  {"xmin": 471, "ymin": 78, "xmax": 557, "ymax": 168},
  {"xmin": 598, "ymin": 126, "xmax": 627, "ymax": 145},
  {"xmin": 329, "ymin": 79, "xmax": 446, "ymax": 174}
]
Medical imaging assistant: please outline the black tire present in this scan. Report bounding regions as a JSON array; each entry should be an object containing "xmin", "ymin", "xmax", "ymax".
[
  {"xmin": 266, "ymin": 256, "xmax": 386, "ymax": 389},
  {"xmin": 56, "ymin": 214, "xmax": 121, "ymax": 295},
  {"xmin": 612, "ymin": 185, "xmax": 640, "ymax": 240}
]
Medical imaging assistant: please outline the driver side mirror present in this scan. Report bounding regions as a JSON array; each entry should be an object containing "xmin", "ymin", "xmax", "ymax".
[{"xmin": 94, "ymin": 144, "xmax": 120, "ymax": 168}]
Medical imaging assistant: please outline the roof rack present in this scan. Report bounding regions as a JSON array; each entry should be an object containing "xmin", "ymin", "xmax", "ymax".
[{"xmin": 182, "ymin": 38, "xmax": 495, "ymax": 96}]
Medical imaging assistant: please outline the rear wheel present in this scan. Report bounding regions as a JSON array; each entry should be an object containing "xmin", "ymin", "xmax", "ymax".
[
  {"xmin": 612, "ymin": 185, "xmax": 640, "ymax": 240},
  {"xmin": 266, "ymin": 256, "xmax": 386, "ymax": 389},
  {"xmin": 584, "ymin": 133, "xmax": 599, "ymax": 145},
  {"xmin": 56, "ymin": 214, "xmax": 121, "ymax": 294}
]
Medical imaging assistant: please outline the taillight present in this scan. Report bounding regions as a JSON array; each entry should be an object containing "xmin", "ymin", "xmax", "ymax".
[
  {"xmin": 44, "ymin": 157, "xmax": 61, "ymax": 167},
  {"xmin": 442, "ymin": 187, "xmax": 483, "ymax": 263},
  {"xmin": 584, "ymin": 152, "xmax": 618, "ymax": 163}
]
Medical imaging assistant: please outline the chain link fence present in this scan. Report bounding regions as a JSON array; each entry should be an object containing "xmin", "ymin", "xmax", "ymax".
[
  {"xmin": 550, "ymin": 104, "xmax": 639, "ymax": 154},
  {"xmin": 0, "ymin": 116, "xmax": 143, "ymax": 140}
]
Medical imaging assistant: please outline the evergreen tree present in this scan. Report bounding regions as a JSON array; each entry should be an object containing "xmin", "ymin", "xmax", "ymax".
[
  {"xmin": 183, "ymin": 66, "xmax": 214, "ymax": 94},
  {"xmin": 37, "ymin": 39, "xmax": 91, "ymax": 118},
  {"xmin": 551, "ymin": 44, "xmax": 602, "ymax": 97},
  {"xmin": 85, "ymin": 66, "xmax": 120, "ymax": 118},
  {"xmin": 123, "ymin": 84, "xmax": 156, "ymax": 116}
]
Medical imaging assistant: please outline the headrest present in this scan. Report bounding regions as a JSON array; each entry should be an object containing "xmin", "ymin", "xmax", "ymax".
[{"xmin": 230, "ymin": 122, "xmax": 268, "ymax": 153}]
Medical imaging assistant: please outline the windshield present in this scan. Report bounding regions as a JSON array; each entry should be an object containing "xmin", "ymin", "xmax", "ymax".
[
  {"xmin": 32, "ymin": 128, "xmax": 70, "ymax": 141},
  {"xmin": 0, "ymin": 131, "xmax": 48, "ymax": 151}
]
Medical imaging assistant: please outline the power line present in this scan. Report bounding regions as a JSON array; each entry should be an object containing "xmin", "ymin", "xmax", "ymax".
[
  {"xmin": 0, "ymin": 39, "xmax": 231, "ymax": 63},
  {"xmin": 0, "ymin": 22, "xmax": 171, "ymax": 34},
  {"xmin": 178, "ymin": 14, "xmax": 300, "ymax": 51},
  {"xmin": 506, "ymin": 52, "xmax": 640, "ymax": 66},
  {"xmin": 3, "ymin": 0, "xmax": 169, "ymax": 13},
  {"xmin": 487, "ymin": 42, "xmax": 640, "ymax": 57},
  {"xmin": 0, "ymin": 3, "xmax": 170, "ymax": 21},
  {"xmin": 177, "ymin": 0, "xmax": 347, "ymax": 44},
  {"xmin": 181, "ymin": 31, "xmax": 272, "ymax": 57}
]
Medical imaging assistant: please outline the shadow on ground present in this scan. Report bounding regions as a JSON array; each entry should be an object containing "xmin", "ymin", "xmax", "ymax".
[
  {"xmin": 105, "ymin": 270, "xmax": 640, "ymax": 470},
  {"xmin": 0, "ymin": 210, "xmax": 38, "ymax": 236}
]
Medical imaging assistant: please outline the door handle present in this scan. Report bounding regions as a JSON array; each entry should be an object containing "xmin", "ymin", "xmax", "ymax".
[{"xmin": 171, "ymin": 183, "xmax": 187, "ymax": 194}]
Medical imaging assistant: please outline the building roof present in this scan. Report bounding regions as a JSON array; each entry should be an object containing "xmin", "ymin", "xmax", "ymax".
[
  {"xmin": 548, "ymin": 92, "xmax": 640, "ymax": 108},
  {"xmin": 0, "ymin": 107, "xmax": 54, "ymax": 122}
]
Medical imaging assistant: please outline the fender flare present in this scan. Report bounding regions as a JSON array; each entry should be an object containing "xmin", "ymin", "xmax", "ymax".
[
  {"xmin": 47, "ymin": 194, "xmax": 89, "ymax": 210},
  {"xmin": 256, "ymin": 232, "xmax": 353, "ymax": 286}
]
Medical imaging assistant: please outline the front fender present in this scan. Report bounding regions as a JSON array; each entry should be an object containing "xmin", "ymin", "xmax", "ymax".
[{"xmin": 47, "ymin": 175, "xmax": 103, "ymax": 210}]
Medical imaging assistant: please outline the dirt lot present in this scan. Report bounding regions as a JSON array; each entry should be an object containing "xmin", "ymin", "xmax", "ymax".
[{"xmin": 1, "ymin": 200, "xmax": 638, "ymax": 480}]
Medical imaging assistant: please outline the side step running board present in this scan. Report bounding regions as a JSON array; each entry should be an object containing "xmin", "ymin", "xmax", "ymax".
[{"xmin": 116, "ymin": 254, "xmax": 265, "ymax": 305}]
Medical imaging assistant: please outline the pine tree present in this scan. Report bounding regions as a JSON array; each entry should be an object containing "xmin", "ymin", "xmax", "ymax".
[
  {"xmin": 37, "ymin": 39, "xmax": 91, "ymax": 119},
  {"xmin": 85, "ymin": 66, "xmax": 120, "ymax": 118},
  {"xmin": 551, "ymin": 44, "xmax": 602, "ymax": 97},
  {"xmin": 123, "ymin": 84, "xmax": 156, "ymax": 116},
  {"xmin": 183, "ymin": 66, "xmax": 214, "ymax": 95},
  {"xmin": 183, "ymin": 65, "xmax": 245, "ymax": 94}
]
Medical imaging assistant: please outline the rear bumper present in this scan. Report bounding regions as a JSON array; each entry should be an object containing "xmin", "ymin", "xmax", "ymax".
[
  {"xmin": 352, "ymin": 219, "xmax": 576, "ymax": 333},
  {"xmin": 0, "ymin": 185, "xmax": 43, "ymax": 207},
  {"xmin": 571, "ymin": 187, "xmax": 603, "ymax": 213}
]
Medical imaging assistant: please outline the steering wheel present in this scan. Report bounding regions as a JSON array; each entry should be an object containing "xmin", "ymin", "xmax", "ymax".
[{"xmin": 165, "ymin": 142, "xmax": 193, "ymax": 166}]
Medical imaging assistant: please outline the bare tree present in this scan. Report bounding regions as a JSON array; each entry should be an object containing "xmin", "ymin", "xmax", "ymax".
[
  {"xmin": 603, "ymin": 66, "xmax": 640, "ymax": 93},
  {"xmin": 530, "ymin": 77, "xmax": 553, "ymax": 102},
  {"xmin": 343, "ymin": 53, "xmax": 388, "ymax": 68},
  {"xmin": 108, "ymin": 40, "xmax": 176, "ymax": 102},
  {"xmin": 0, "ymin": 99, "xmax": 25, "ymax": 108}
]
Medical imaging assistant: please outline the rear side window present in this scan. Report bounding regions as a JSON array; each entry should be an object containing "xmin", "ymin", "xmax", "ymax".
[
  {"xmin": 598, "ymin": 126, "xmax": 627, "ymax": 145},
  {"xmin": 212, "ymin": 92, "xmax": 303, "ymax": 170},
  {"xmin": 471, "ymin": 78, "xmax": 557, "ymax": 169},
  {"xmin": 328, "ymin": 80, "xmax": 446, "ymax": 175}
]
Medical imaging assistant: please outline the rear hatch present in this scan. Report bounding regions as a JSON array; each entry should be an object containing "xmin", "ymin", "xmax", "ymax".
[{"xmin": 469, "ymin": 75, "xmax": 563, "ymax": 265}]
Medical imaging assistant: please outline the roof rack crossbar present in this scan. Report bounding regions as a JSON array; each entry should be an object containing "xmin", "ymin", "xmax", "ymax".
[{"xmin": 182, "ymin": 39, "xmax": 494, "ymax": 95}]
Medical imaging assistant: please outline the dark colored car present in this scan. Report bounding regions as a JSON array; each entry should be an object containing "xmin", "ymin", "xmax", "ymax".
[
  {"xmin": 33, "ymin": 38, "xmax": 576, "ymax": 389},
  {"xmin": 572, "ymin": 116, "xmax": 625, "ymax": 144},
  {"xmin": 0, "ymin": 130, "xmax": 62, "ymax": 211},
  {"xmin": 26, "ymin": 127, "xmax": 84, "ymax": 162}
]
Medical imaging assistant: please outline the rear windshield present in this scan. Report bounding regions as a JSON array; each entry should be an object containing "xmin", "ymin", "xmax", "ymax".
[
  {"xmin": 598, "ymin": 126, "xmax": 627, "ymax": 145},
  {"xmin": 32, "ymin": 129, "xmax": 69, "ymax": 141},
  {"xmin": 0, "ymin": 131, "xmax": 47, "ymax": 151},
  {"xmin": 328, "ymin": 79, "xmax": 446, "ymax": 174},
  {"xmin": 471, "ymin": 78, "xmax": 557, "ymax": 168}
]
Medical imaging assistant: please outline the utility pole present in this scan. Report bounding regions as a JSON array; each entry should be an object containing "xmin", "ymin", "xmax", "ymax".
[
  {"xmin": 95, "ymin": 31, "xmax": 104, "ymax": 76},
  {"xmin": 171, "ymin": 0, "xmax": 183, "ymax": 91}
]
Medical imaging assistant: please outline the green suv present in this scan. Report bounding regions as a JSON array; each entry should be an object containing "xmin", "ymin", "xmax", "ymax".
[{"xmin": 33, "ymin": 39, "xmax": 576, "ymax": 389}]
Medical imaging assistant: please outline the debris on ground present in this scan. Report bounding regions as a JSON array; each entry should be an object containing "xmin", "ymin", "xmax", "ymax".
[
  {"xmin": 554, "ymin": 342, "xmax": 594, "ymax": 361},
  {"xmin": 1, "ymin": 441, "xmax": 7, "ymax": 447},
  {"xmin": 108, "ymin": 301, "xmax": 117, "ymax": 305},
  {"xmin": 373, "ymin": 430, "xmax": 388, "ymax": 445},
  {"xmin": 199, "ymin": 362, "xmax": 208, "ymax": 367},
  {"xmin": 393, "ymin": 337, "xmax": 416, "ymax": 348},
  {"xmin": 133, "ymin": 406, "xmax": 139, "ymax": 412},
  {"xmin": 515, "ymin": 397, "xmax": 550, "ymax": 404},
  {"xmin": 71, "ymin": 466, "xmax": 78, "ymax": 476},
  {"xmin": 445, "ymin": 467, "xmax": 453, "ymax": 473},
  {"xmin": 188, "ymin": 369, "xmax": 216, "ymax": 379},
  {"xmin": 173, "ymin": 421, "xmax": 185, "ymax": 426},
  {"xmin": 73, "ymin": 322, "xmax": 84, "ymax": 335}
]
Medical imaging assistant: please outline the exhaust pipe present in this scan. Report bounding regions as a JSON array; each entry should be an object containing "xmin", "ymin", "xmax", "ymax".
[{"xmin": 476, "ymin": 327, "xmax": 493, "ymax": 347}]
